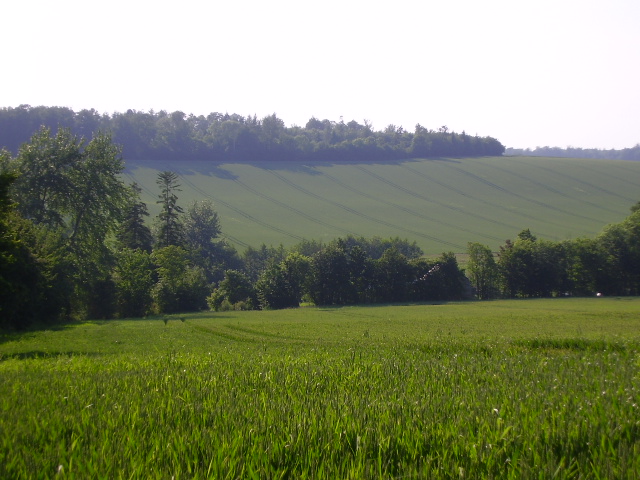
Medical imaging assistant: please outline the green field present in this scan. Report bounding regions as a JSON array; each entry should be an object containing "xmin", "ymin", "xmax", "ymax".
[
  {"xmin": 2, "ymin": 298, "xmax": 639, "ymax": 478},
  {"xmin": 124, "ymin": 156, "xmax": 640, "ymax": 254}
]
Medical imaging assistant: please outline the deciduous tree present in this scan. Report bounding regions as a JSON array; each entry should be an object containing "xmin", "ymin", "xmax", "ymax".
[
  {"xmin": 11, "ymin": 127, "xmax": 131, "ymax": 318},
  {"xmin": 113, "ymin": 248, "xmax": 155, "ymax": 317},
  {"xmin": 152, "ymin": 245, "xmax": 209, "ymax": 313},
  {"xmin": 256, "ymin": 252, "xmax": 310, "ymax": 309},
  {"xmin": 466, "ymin": 242, "xmax": 498, "ymax": 299}
]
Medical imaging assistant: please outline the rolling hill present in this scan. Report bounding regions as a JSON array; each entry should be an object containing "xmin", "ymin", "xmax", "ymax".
[{"xmin": 123, "ymin": 156, "xmax": 640, "ymax": 254}]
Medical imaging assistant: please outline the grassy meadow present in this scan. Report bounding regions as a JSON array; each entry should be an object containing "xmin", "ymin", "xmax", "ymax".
[
  {"xmin": 124, "ymin": 156, "xmax": 640, "ymax": 254},
  {"xmin": 1, "ymin": 298, "xmax": 639, "ymax": 478}
]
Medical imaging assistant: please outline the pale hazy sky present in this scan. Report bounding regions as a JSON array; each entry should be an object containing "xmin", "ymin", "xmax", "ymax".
[{"xmin": 2, "ymin": 0, "xmax": 639, "ymax": 149}]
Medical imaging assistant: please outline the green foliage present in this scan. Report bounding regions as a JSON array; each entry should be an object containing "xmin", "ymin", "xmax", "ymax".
[
  {"xmin": 307, "ymin": 242, "xmax": 355, "ymax": 305},
  {"xmin": 12, "ymin": 127, "xmax": 82, "ymax": 227},
  {"xmin": 116, "ymin": 183, "xmax": 153, "ymax": 252},
  {"xmin": 0, "ymin": 148, "xmax": 12, "ymax": 173},
  {"xmin": 597, "ymin": 213, "xmax": 640, "ymax": 295},
  {"xmin": 304, "ymin": 241, "xmax": 467, "ymax": 307},
  {"xmin": 8, "ymin": 127, "xmax": 131, "ymax": 319},
  {"xmin": 113, "ymin": 249, "xmax": 155, "ymax": 318},
  {"xmin": 493, "ymin": 209, "xmax": 640, "ymax": 299},
  {"xmin": 372, "ymin": 247, "xmax": 412, "ymax": 302},
  {"xmin": 290, "ymin": 238, "xmax": 324, "ymax": 257},
  {"xmin": 182, "ymin": 199, "xmax": 232, "ymax": 282},
  {"xmin": 466, "ymin": 242, "xmax": 499, "ymax": 299},
  {"xmin": 2, "ymin": 226, "xmax": 71, "ymax": 329},
  {"xmin": 338, "ymin": 235, "xmax": 423, "ymax": 260},
  {"xmin": 155, "ymin": 171, "xmax": 184, "ymax": 248},
  {"xmin": 242, "ymin": 244, "xmax": 287, "ymax": 282},
  {"xmin": 410, "ymin": 252, "xmax": 468, "ymax": 301},
  {"xmin": 0, "ymin": 171, "xmax": 37, "ymax": 329},
  {"xmin": 182, "ymin": 199, "xmax": 220, "ymax": 250},
  {"xmin": 13, "ymin": 128, "xmax": 130, "ymax": 245},
  {"xmin": 0, "ymin": 168, "xmax": 74, "ymax": 329},
  {"xmin": 207, "ymin": 269, "xmax": 257, "ymax": 311},
  {"xmin": 152, "ymin": 246, "xmax": 209, "ymax": 313},
  {"xmin": 563, "ymin": 237, "xmax": 610, "ymax": 296},
  {"xmin": 256, "ymin": 253, "xmax": 311, "ymax": 309},
  {"xmin": 498, "ymin": 232, "xmax": 566, "ymax": 298}
]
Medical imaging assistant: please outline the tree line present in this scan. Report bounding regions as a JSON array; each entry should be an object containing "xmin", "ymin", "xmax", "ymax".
[
  {"xmin": 467, "ymin": 211, "xmax": 640, "ymax": 299},
  {"xmin": 0, "ymin": 105, "xmax": 505, "ymax": 163},
  {"xmin": 505, "ymin": 145, "xmax": 640, "ymax": 161}
]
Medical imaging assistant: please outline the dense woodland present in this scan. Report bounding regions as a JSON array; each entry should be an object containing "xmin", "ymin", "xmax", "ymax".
[
  {"xmin": 0, "ymin": 105, "xmax": 505, "ymax": 162},
  {"xmin": 1, "ymin": 120, "xmax": 639, "ymax": 331}
]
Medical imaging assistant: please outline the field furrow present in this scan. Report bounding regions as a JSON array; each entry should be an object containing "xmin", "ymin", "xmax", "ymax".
[
  {"xmin": 319, "ymin": 169, "xmax": 504, "ymax": 243},
  {"xmin": 264, "ymin": 169, "xmax": 465, "ymax": 250}
]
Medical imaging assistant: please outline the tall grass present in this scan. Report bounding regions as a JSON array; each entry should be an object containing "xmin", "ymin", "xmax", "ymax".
[{"xmin": 1, "ymin": 298, "xmax": 639, "ymax": 478}]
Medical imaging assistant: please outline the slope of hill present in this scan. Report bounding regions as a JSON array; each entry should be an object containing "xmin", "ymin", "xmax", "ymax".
[{"xmin": 124, "ymin": 156, "xmax": 640, "ymax": 254}]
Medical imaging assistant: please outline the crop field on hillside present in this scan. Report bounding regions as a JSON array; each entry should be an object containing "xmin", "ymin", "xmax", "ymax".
[
  {"xmin": 124, "ymin": 156, "xmax": 640, "ymax": 254},
  {"xmin": 2, "ymin": 298, "xmax": 639, "ymax": 478}
]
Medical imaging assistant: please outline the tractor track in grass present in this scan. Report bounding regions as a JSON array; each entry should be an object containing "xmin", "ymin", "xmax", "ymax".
[
  {"xmin": 190, "ymin": 324, "xmax": 256, "ymax": 343},
  {"xmin": 192, "ymin": 323, "xmax": 304, "ymax": 344},
  {"xmin": 264, "ymin": 169, "xmax": 464, "ymax": 250},
  {"xmin": 473, "ymin": 158, "xmax": 630, "ymax": 216},
  {"xmin": 399, "ymin": 164, "xmax": 580, "ymax": 231},
  {"xmin": 170, "ymin": 167, "xmax": 305, "ymax": 242},
  {"xmin": 352, "ymin": 165, "xmax": 546, "ymax": 234},
  {"xmin": 573, "ymin": 162, "xmax": 640, "ymax": 190},
  {"xmin": 597, "ymin": 162, "xmax": 640, "ymax": 187},
  {"xmin": 229, "ymin": 177, "xmax": 358, "ymax": 237},
  {"xmin": 223, "ymin": 324, "xmax": 303, "ymax": 342},
  {"xmin": 435, "ymin": 162, "xmax": 605, "ymax": 224},
  {"xmin": 319, "ymin": 169, "xmax": 504, "ymax": 243},
  {"xmin": 505, "ymin": 158, "xmax": 637, "ymax": 204}
]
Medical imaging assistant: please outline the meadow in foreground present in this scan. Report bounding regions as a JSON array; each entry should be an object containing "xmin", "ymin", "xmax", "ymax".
[{"xmin": 1, "ymin": 298, "xmax": 639, "ymax": 479}]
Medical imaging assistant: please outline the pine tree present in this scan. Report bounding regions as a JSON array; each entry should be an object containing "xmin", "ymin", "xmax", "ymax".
[
  {"xmin": 155, "ymin": 171, "xmax": 184, "ymax": 248},
  {"xmin": 116, "ymin": 183, "xmax": 153, "ymax": 252}
]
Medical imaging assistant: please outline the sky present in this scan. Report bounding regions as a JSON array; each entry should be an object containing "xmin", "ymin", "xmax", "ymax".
[{"xmin": 2, "ymin": 0, "xmax": 639, "ymax": 149}]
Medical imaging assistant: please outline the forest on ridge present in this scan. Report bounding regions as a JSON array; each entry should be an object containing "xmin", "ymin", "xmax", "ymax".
[{"xmin": 0, "ymin": 105, "xmax": 505, "ymax": 162}]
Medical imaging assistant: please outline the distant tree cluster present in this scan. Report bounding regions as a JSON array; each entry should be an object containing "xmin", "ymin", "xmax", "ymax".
[
  {"xmin": 506, "ymin": 145, "xmax": 640, "ymax": 161},
  {"xmin": 0, "ymin": 105, "xmax": 505, "ymax": 162},
  {"xmin": 467, "ymin": 206, "xmax": 640, "ymax": 299},
  {"xmin": 209, "ymin": 239, "xmax": 468, "ymax": 312}
]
